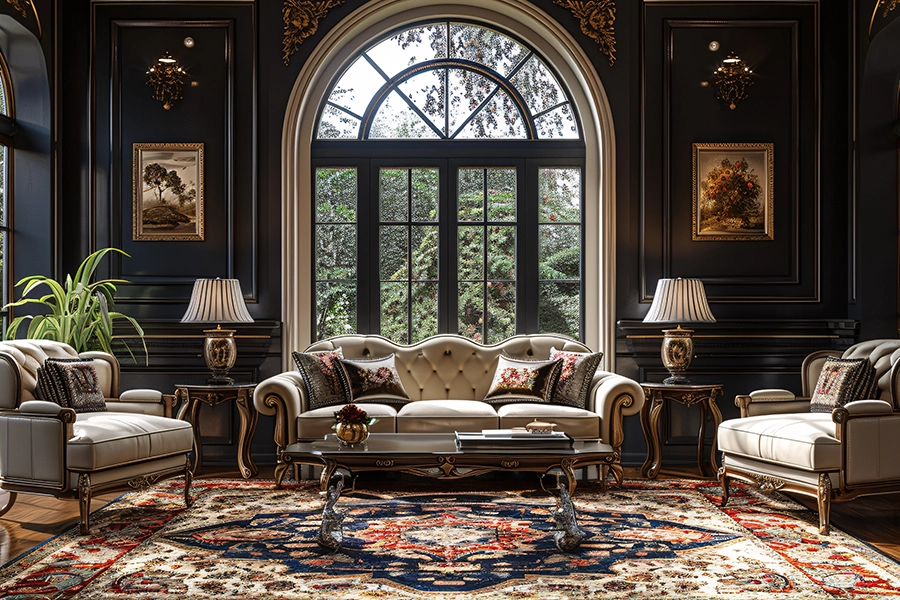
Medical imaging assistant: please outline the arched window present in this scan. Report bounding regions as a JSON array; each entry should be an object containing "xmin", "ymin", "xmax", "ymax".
[
  {"xmin": 0, "ymin": 51, "xmax": 13, "ymax": 330},
  {"xmin": 312, "ymin": 20, "xmax": 586, "ymax": 344}
]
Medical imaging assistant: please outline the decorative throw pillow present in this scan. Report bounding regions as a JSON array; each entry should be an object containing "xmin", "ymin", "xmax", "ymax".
[
  {"xmin": 483, "ymin": 355, "xmax": 563, "ymax": 407},
  {"xmin": 36, "ymin": 358, "xmax": 107, "ymax": 413},
  {"xmin": 340, "ymin": 354, "xmax": 410, "ymax": 406},
  {"xmin": 809, "ymin": 356, "xmax": 876, "ymax": 413},
  {"xmin": 292, "ymin": 348, "xmax": 351, "ymax": 410},
  {"xmin": 549, "ymin": 347, "xmax": 603, "ymax": 409}
]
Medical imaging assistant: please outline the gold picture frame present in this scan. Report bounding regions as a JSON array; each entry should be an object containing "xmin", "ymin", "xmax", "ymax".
[
  {"xmin": 692, "ymin": 142, "xmax": 774, "ymax": 241},
  {"xmin": 132, "ymin": 142, "xmax": 204, "ymax": 241}
]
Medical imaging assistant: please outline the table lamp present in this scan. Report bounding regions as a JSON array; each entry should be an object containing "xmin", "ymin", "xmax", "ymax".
[
  {"xmin": 642, "ymin": 278, "xmax": 716, "ymax": 384},
  {"xmin": 181, "ymin": 278, "xmax": 254, "ymax": 385}
]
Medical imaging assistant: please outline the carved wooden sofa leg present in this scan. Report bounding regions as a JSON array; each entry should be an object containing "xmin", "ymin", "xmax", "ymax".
[
  {"xmin": 184, "ymin": 456, "xmax": 194, "ymax": 507},
  {"xmin": 718, "ymin": 467, "xmax": 730, "ymax": 507},
  {"xmin": 78, "ymin": 473, "xmax": 92, "ymax": 535},
  {"xmin": 817, "ymin": 473, "xmax": 832, "ymax": 535}
]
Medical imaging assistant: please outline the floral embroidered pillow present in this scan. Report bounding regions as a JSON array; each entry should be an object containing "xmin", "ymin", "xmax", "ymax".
[
  {"xmin": 809, "ymin": 356, "xmax": 876, "ymax": 413},
  {"xmin": 340, "ymin": 354, "xmax": 410, "ymax": 406},
  {"xmin": 483, "ymin": 356, "xmax": 563, "ymax": 407},
  {"xmin": 549, "ymin": 347, "xmax": 603, "ymax": 409},
  {"xmin": 292, "ymin": 348, "xmax": 351, "ymax": 410}
]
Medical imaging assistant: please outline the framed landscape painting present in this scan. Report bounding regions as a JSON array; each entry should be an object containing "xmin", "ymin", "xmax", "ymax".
[
  {"xmin": 132, "ymin": 142, "xmax": 204, "ymax": 241},
  {"xmin": 692, "ymin": 142, "xmax": 773, "ymax": 241}
]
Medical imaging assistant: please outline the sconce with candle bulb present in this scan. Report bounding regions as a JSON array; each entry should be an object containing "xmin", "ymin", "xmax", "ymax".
[
  {"xmin": 147, "ymin": 51, "xmax": 185, "ymax": 110},
  {"xmin": 714, "ymin": 52, "xmax": 754, "ymax": 110}
]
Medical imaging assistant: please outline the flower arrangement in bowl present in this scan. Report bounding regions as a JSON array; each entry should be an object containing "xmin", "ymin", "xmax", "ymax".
[{"xmin": 333, "ymin": 404, "xmax": 377, "ymax": 446}]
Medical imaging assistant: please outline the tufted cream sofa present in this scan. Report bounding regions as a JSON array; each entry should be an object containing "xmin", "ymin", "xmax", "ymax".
[
  {"xmin": 718, "ymin": 339, "xmax": 900, "ymax": 534},
  {"xmin": 254, "ymin": 333, "xmax": 644, "ymax": 486},
  {"xmin": 0, "ymin": 340, "xmax": 194, "ymax": 533}
]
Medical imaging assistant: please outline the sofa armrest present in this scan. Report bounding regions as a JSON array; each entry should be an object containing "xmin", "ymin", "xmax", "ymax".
[
  {"xmin": 253, "ymin": 372, "xmax": 308, "ymax": 449},
  {"xmin": 588, "ymin": 372, "xmax": 644, "ymax": 450},
  {"xmin": 836, "ymin": 410, "xmax": 900, "ymax": 485},
  {"xmin": 736, "ymin": 389, "xmax": 811, "ymax": 418},
  {"xmin": 0, "ymin": 408, "xmax": 73, "ymax": 487}
]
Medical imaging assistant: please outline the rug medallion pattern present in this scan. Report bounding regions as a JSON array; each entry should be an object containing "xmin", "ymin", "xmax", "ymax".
[{"xmin": 0, "ymin": 478, "xmax": 898, "ymax": 598}]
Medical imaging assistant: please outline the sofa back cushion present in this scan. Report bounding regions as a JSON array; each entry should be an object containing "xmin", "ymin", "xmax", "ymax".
[
  {"xmin": 841, "ymin": 339, "xmax": 900, "ymax": 410},
  {"xmin": 305, "ymin": 334, "xmax": 593, "ymax": 402},
  {"xmin": 0, "ymin": 340, "xmax": 85, "ymax": 408}
]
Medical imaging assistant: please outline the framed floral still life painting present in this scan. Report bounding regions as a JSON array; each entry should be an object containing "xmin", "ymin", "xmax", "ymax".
[
  {"xmin": 132, "ymin": 142, "xmax": 204, "ymax": 241},
  {"xmin": 692, "ymin": 142, "xmax": 773, "ymax": 241}
]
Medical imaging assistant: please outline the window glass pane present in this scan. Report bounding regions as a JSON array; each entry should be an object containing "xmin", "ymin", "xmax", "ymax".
[
  {"xmin": 538, "ymin": 282, "xmax": 579, "ymax": 339},
  {"xmin": 540, "ymin": 225, "xmax": 580, "ymax": 279},
  {"xmin": 0, "ymin": 145, "xmax": 5, "ymax": 224},
  {"xmin": 370, "ymin": 91, "xmax": 440, "ymax": 139},
  {"xmin": 315, "ymin": 168, "xmax": 358, "ymax": 340},
  {"xmin": 487, "ymin": 281, "xmax": 515, "ymax": 343},
  {"xmin": 380, "ymin": 168, "xmax": 408, "ymax": 221},
  {"xmin": 457, "ymin": 226, "xmax": 483, "ymax": 280},
  {"xmin": 317, "ymin": 105, "xmax": 361, "ymax": 140},
  {"xmin": 488, "ymin": 225, "xmax": 515, "ymax": 280},
  {"xmin": 539, "ymin": 167, "xmax": 581, "ymax": 223},
  {"xmin": 398, "ymin": 69, "xmax": 447, "ymax": 137},
  {"xmin": 534, "ymin": 105, "xmax": 579, "ymax": 139},
  {"xmin": 411, "ymin": 169, "xmax": 439, "ymax": 221},
  {"xmin": 380, "ymin": 282, "xmax": 409, "ymax": 344},
  {"xmin": 411, "ymin": 282, "xmax": 439, "ymax": 343},
  {"xmin": 457, "ymin": 90, "xmax": 526, "ymax": 139},
  {"xmin": 449, "ymin": 23, "xmax": 529, "ymax": 77},
  {"xmin": 317, "ymin": 282, "xmax": 357, "ymax": 339},
  {"xmin": 458, "ymin": 168, "xmax": 483, "ymax": 221},
  {"xmin": 458, "ymin": 281, "xmax": 484, "ymax": 342},
  {"xmin": 366, "ymin": 24, "xmax": 448, "ymax": 79},
  {"xmin": 510, "ymin": 55, "xmax": 565, "ymax": 115},
  {"xmin": 380, "ymin": 225, "xmax": 408, "ymax": 280},
  {"xmin": 316, "ymin": 167, "xmax": 357, "ymax": 222},
  {"xmin": 487, "ymin": 168, "xmax": 516, "ymax": 221},
  {"xmin": 411, "ymin": 225, "xmax": 438, "ymax": 279},
  {"xmin": 328, "ymin": 57, "xmax": 386, "ymax": 117},
  {"xmin": 447, "ymin": 69, "xmax": 497, "ymax": 137},
  {"xmin": 0, "ymin": 70, "xmax": 6, "ymax": 115}
]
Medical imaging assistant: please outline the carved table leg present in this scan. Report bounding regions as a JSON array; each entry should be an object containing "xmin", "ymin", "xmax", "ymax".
[
  {"xmin": 640, "ymin": 393, "xmax": 664, "ymax": 479},
  {"xmin": 708, "ymin": 394, "xmax": 724, "ymax": 476},
  {"xmin": 552, "ymin": 482, "xmax": 588, "ymax": 552},
  {"xmin": 317, "ymin": 470, "xmax": 346, "ymax": 551},
  {"xmin": 274, "ymin": 451, "xmax": 291, "ymax": 489},
  {"xmin": 235, "ymin": 388, "xmax": 259, "ymax": 479},
  {"xmin": 698, "ymin": 400, "xmax": 709, "ymax": 476}
]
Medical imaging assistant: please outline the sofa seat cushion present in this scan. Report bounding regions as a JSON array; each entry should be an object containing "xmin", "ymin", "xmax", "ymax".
[
  {"xmin": 397, "ymin": 400, "xmax": 498, "ymax": 433},
  {"xmin": 296, "ymin": 403, "xmax": 397, "ymax": 440},
  {"xmin": 67, "ymin": 413, "xmax": 193, "ymax": 471},
  {"xmin": 497, "ymin": 403, "xmax": 601, "ymax": 439},
  {"xmin": 718, "ymin": 413, "xmax": 841, "ymax": 472}
]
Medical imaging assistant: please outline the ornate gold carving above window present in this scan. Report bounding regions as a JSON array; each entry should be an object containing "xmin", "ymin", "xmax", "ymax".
[
  {"xmin": 282, "ymin": 0, "xmax": 345, "ymax": 66},
  {"xmin": 553, "ymin": 0, "xmax": 616, "ymax": 67}
]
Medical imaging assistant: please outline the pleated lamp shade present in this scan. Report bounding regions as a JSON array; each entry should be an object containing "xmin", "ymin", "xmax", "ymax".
[
  {"xmin": 643, "ymin": 278, "xmax": 716, "ymax": 324},
  {"xmin": 181, "ymin": 278, "xmax": 254, "ymax": 324}
]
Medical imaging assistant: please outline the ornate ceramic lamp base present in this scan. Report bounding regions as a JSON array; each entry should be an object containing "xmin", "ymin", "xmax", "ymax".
[{"xmin": 661, "ymin": 325, "xmax": 694, "ymax": 384}]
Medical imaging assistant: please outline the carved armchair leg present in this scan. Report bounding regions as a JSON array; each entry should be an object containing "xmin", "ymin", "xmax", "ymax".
[
  {"xmin": 184, "ymin": 456, "xmax": 194, "ymax": 507},
  {"xmin": 609, "ymin": 463, "xmax": 624, "ymax": 488},
  {"xmin": 78, "ymin": 473, "xmax": 92, "ymax": 535},
  {"xmin": 817, "ymin": 473, "xmax": 832, "ymax": 535},
  {"xmin": 0, "ymin": 490, "xmax": 17, "ymax": 517},
  {"xmin": 718, "ymin": 467, "xmax": 730, "ymax": 507}
]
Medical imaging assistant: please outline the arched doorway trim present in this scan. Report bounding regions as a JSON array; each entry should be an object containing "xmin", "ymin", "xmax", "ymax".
[{"xmin": 281, "ymin": 0, "xmax": 616, "ymax": 367}]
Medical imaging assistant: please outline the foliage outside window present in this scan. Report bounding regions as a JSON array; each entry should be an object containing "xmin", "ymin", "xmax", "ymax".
[{"xmin": 313, "ymin": 20, "xmax": 585, "ymax": 344}]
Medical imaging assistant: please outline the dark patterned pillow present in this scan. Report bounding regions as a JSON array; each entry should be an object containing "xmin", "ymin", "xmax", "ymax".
[
  {"xmin": 549, "ymin": 347, "xmax": 603, "ymax": 409},
  {"xmin": 483, "ymin": 355, "xmax": 563, "ymax": 407},
  {"xmin": 36, "ymin": 358, "xmax": 107, "ymax": 413},
  {"xmin": 809, "ymin": 356, "xmax": 876, "ymax": 413},
  {"xmin": 292, "ymin": 348, "xmax": 351, "ymax": 410},
  {"xmin": 340, "ymin": 354, "xmax": 410, "ymax": 406}
]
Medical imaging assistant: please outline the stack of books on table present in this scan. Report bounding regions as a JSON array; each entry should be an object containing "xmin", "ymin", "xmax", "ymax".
[{"xmin": 455, "ymin": 429, "xmax": 574, "ymax": 450}]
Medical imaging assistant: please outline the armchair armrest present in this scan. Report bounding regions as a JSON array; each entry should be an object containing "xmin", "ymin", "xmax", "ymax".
[
  {"xmin": 19, "ymin": 400, "xmax": 66, "ymax": 415},
  {"xmin": 106, "ymin": 389, "xmax": 167, "ymax": 417},
  {"xmin": 835, "ymin": 408, "xmax": 900, "ymax": 485},
  {"xmin": 0, "ymin": 407, "xmax": 74, "ymax": 488},
  {"xmin": 118, "ymin": 389, "xmax": 163, "ymax": 403},
  {"xmin": 253, "ymin": 372, "xmax": 308, "ymax": 449}
]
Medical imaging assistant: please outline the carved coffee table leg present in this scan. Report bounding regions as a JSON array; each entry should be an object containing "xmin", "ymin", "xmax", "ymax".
[
  {"xmin": 552, "ymin": 482, "xmax": 588, "ymax": 552},
  {"xmin": 317, "ymin": 470, "xmax": 346, "ymax": 551}
]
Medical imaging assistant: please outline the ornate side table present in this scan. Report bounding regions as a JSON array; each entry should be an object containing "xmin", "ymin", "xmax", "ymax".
[
  {"xmin": 639, "ymin": 382, "xmax": 724, "ymax": 479},
  {"xmin": 174, "ymin": 383, "xmax": 258, "ymax": 478}
]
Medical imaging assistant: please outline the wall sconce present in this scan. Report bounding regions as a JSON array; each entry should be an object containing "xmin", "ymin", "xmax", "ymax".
[
  {"xmin": 714, "ymin": 52, "xmax": 753, "ymax": 110},
  {"xmin": 147, "ymin": 51, "xmax": 185, "ymax": 110}
]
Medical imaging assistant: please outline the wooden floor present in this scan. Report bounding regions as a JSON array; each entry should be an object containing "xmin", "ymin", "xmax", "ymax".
[{"xmin": 0, "ymin": 465, "xmax": 897, "ymax": 567}]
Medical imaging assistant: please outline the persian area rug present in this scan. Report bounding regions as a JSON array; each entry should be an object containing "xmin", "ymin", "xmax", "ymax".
[{"xmin": 2, "ymin": 478, "xmax": 900, "ymax": 599}]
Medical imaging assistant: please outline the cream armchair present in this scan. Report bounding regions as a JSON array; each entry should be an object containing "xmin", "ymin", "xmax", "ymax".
[
  {"xmin": 718, "ymin": 339, "xmax": 900, "ymax": 534},
  {"xmin": 0, "ymin": 340, "xmax": 194, "ymax": 533}
]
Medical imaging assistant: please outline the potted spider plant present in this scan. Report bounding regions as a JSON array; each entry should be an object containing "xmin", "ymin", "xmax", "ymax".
[{"xmin": 3, "ymin": 247, "xmax": 148, "ymax": 364}]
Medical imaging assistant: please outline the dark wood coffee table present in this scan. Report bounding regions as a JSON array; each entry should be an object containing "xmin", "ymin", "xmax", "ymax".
[{"xmin": 281, "ymin": 433, "xmax": 617, "ymax": 552}]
